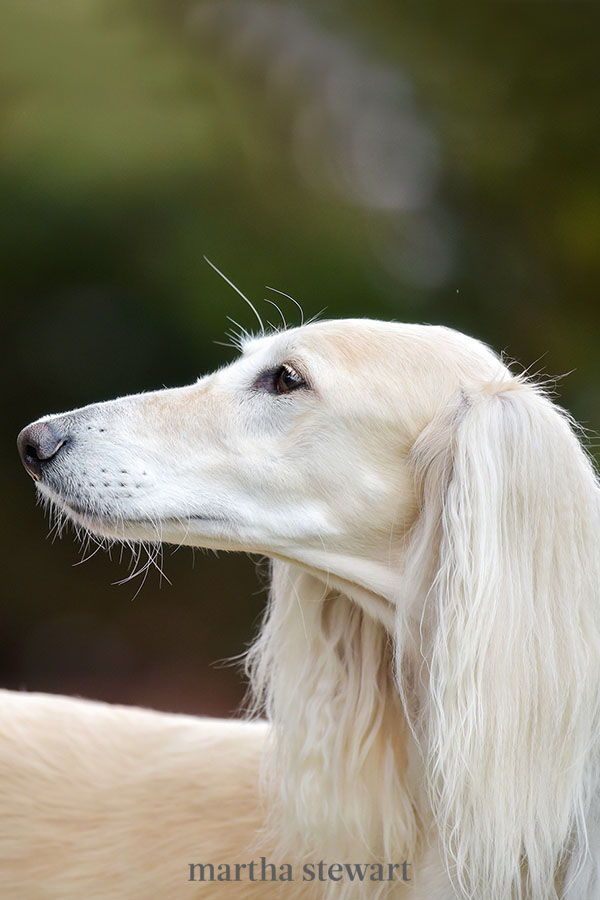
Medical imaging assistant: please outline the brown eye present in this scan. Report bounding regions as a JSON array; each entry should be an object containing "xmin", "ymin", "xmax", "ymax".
[
  {"xmin": 274, "ymin": 364, "xmax": 306, "ymax": 394},
  {"xmin": 252, "ymin": 363, "xmax": 308, "ymax": 395}
]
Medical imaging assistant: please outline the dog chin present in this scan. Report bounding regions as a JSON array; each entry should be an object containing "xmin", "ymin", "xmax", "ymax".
[
  {"xmin": 37, "ymin": 483, "xmax": 232, "ymax": 548},
  {"xmin": 38, "ymin": 489, "xmax": 143, "ymax": 541}
]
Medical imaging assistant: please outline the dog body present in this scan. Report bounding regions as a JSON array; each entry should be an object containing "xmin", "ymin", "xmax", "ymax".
[
  {"xmin": 0, "ymin": 690, "xmax": 276, "ymax": 899},
  {"xmin": 12, "ymin": 319, "xmax": 600, "ymax": 898}
]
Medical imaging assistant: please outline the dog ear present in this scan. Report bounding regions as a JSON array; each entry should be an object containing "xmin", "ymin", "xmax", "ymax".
[
  {"xmin": 408, "ymin": 380, "xmax": 600, "ymax": 899},
  {"xmin": 246, "ymin": 561, "xmax": 418, "ymax": 865}
]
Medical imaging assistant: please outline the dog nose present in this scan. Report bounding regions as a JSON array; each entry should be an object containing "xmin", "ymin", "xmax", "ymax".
[{"xmin": 17, "ymin": 421, "xmax": 68, "ymax": 481}]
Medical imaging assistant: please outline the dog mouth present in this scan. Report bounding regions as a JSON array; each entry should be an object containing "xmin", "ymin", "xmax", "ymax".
[{"xmin": 38, "ymin": 485, "xmax": 225, "ymax": 537}]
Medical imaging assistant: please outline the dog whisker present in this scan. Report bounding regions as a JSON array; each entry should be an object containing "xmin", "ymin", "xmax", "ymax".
[
  {"xmin": 265, "ymin": 285, "xmax": 305, "ymax": 327},
  {"xmin": 205, "ymin": 256, "xmax": 265, "ymax": 336}
]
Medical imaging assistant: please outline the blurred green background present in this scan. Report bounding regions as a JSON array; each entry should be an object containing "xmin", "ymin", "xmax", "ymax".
[{"xmin": 2, "ymin": 1, "xmax": 599, "ymax": 716}]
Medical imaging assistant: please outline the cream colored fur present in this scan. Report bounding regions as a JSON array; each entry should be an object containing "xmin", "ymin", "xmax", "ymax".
[
  {"xmin": 0, "ymin": 690, "xmax": 278, "ymax": 898},
  {"xmin": 10, "ymin": 319, "xmax": 600, "ymax": 898}
]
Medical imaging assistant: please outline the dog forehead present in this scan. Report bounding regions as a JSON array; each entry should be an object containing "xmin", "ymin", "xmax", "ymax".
[
  {"xmin": 242, "ymin": 320, "xmax": 422, "ymax": 369},
  {"xmin": 239, "ymin": 320, "xmax": 503, "ymax": 393},
  {"xmin": 296, "ymin": 320, "xmax": 413, "ymax": 369}
]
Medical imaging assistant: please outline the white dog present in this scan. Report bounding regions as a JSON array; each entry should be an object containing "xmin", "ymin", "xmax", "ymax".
[{"xmin": 10, "ymin": 318, "xmax": 600, "ymax": 899}]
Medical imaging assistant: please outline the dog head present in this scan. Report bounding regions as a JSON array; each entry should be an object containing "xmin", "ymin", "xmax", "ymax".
[{"xmin": 17, "ymin": 319, "xmax": 504, "ymax": 599}]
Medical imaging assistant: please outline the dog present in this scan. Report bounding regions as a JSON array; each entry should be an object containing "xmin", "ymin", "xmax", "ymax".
[{"xmin": 10, "ymin": 318, "xmax": 600, "ymax": 898}]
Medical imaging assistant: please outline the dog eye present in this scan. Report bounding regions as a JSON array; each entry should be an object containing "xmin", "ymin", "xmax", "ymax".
[
  {"xmin": 253, "ymin": 363, "xmax": 308, "ymax": 395},
  {"xmin": 273, "ymin": 364, "xmax": 306, "ymax": 395}
]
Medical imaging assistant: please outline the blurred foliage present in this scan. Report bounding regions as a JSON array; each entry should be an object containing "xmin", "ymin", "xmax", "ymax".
[{"xmin": 2, "ymin": 0, "xmax": 598, "ymax": 714}]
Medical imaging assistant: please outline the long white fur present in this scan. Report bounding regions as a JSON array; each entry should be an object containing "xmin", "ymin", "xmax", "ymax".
[{"xmin": 9, "ymin": 319, "xmax": 600, "ymax": 899}]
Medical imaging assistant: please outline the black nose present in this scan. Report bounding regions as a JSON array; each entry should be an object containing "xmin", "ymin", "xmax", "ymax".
[{"xmin": 17, "ymin": 421, "xmax": 68, "ymax": 481}]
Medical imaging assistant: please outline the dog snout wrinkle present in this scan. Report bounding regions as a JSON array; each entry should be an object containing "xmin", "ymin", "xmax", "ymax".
[{"xmin": 17, "ymin": 421, "xmax": 69, "ymax": 481}]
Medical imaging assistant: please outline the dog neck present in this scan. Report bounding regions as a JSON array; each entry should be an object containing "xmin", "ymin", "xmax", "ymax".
[
  {"xmin": 248, "ymin": 560, "xmax": 421, "ymax": 881},
  {"xmin": 270, "ymin": 549, "xmax": 401, "ymax": 632}
]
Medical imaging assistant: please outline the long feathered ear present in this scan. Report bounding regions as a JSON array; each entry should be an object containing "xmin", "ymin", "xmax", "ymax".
[
  {"xmin": 246, "ymin": 562, "xmax": 418, "ymax": 879},
  {"xmin": 408, "ymin": 379, "xmax": 600, "ymax": 899}
]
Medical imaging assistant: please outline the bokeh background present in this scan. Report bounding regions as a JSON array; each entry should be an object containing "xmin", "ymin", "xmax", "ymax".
[{"xmin": 2, "ymin": 1, "xmax": 599, "ymax": 716}]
